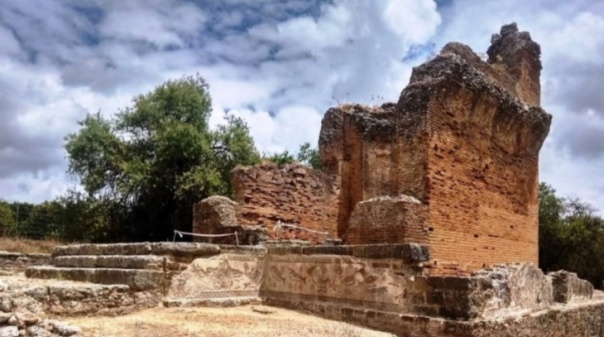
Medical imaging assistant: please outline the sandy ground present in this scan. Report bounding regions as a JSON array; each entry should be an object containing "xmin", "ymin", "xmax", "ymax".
[{"xmin": 66, "ymin": 305, "xmax": 396, "ymax": 337}]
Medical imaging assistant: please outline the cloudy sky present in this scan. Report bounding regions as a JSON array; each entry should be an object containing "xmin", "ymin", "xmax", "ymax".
[{"xmin": 0, "ymin": 0, "xmax": 603, "ymax": 209}]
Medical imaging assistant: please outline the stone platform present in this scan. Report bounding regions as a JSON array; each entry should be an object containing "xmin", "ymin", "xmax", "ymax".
[
  {"xmin": 2, "ymin": 241, "xmax": 602, "ymax": 336},
  {"xmin": 24, "ymin": 242, "xmax": 222, "ymax": 293}
]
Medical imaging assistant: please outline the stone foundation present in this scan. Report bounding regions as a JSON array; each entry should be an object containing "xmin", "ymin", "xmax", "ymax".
[
  {"xmin": 156, "ymin": 243, "xmax": 604, "ymax": 337},
  {"xmin": 0, "ymin": 252, "xmax": 50, "ymax": 272},
  {"xmin": 5, "ymin": 242, "xmax": 603, "ymax": 336}
]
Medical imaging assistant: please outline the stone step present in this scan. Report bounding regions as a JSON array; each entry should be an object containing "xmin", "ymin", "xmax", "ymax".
[
  {"xmin": 51, "ymin": 242, "xmax": 221, "ymax": 258},
  {"xmin": 52, "ymin": 255, "xmax": 185, "ymax": 270},
  {"xmin": 163, "ymin": 297, "xmax": 261, "ymax": 308},
  {"xmin": 25, "ymin": 266, "xmax": 168, "ymax": 291}
]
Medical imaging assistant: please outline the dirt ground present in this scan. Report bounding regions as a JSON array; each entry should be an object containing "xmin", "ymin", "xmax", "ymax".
[{"xmin": 66, "ymin": 305, "xmax": 395, "ymax": 337}]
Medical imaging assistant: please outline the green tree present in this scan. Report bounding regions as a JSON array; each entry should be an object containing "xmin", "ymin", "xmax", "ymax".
[
  {"xmin": 538, "ymin": 183, "xmax": 604, "ymax": 287},
  {"xmin": 296, "ymin": 142, "xmax": 321, "ymax": 170},
  {"xmin": 538, "ymin": 183, "xmax": 566, "ymax": 271},
  {"xmin": 0, "ymin": 202, "xmax": 15, "ymax": 235},
  {"xmin": 264, "ymin": 142, "xmax": 321, "ymax": 169},
  {"xmin": 266, "ymin": 150, "xmax": 295, "ymax": 166},
  {"xmin": 65, "ymin": 74, "xmax": 260, "ymax": 241}
]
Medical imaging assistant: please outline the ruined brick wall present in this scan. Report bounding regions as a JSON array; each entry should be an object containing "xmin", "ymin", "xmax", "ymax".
[
  {"xmin": 411, "ymin": 25, "xmax": 549, "ymax": 266},
  {"xmin": 345, "ymin": 196, "xmax": 428, "ymax": 245},
  {"xmin": 320, "ymin": 23, "xmax": 551, "ymax": 267},
  {"xmin": 230, "ymin": 163, "xmax": 338, "ymax": 242}
]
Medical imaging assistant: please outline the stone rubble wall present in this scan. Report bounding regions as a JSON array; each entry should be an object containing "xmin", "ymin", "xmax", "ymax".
[
  {"xmin": 164, "ymin": 245, "xmax": 604, "ymax": 337},
  {"xmin": 0, "ymin": 277, "xmax": 158, "ymax": 318},
  {"xmin": 194, "ymin": 163, "xmax": 339, "ymax": 244},
  {"xmin": 313, "ymin": 23, "xmax": 551, "ymax": 269},
  {"xmin": 0, "ymin": 252, "xmax": 50, "ymax": 273},
  {"xmin": 345, "ymin": 196, "xmax": 428, "ymax": 245},
  {"xmin": 0, "ymin": 312, "xmax": 83, "ymax": 337}
]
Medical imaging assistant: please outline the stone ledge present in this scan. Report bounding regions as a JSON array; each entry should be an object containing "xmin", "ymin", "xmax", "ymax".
[
  {"xmin": 51, "ymin": 243, "xmax": 220, "ymax": 258},
  {"xmin": 51, "ymin": 255, "xmax": 181, "ymax": 270},
  {"xmin": 25, "ymin": 267, "xmax": 166, "ymax": 291},
  {"xmin": 266, "ymin": 243, "xmax": 429, "ymax": 261},
  {"xmin": 163, "ymin": 296, "xmax": 261, "ymax": 308}
]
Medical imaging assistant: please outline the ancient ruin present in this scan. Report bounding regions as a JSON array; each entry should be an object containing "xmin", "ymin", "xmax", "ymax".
[
  {"xmin": 3, "ymin": 23, "xmax": 604, "ymax": 337},
  {"xmin": 194, "ymin": 22, "xmax": 551, "ymax": 269}
]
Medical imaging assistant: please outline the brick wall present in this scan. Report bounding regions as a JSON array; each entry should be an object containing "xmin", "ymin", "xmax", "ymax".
[
  {"xmin": 230, "ymin": 163, "xmax": 338, "ymax": 242},
  {"xmin": 422, "ymin": 83, "xmax": 543, "ymax": 266},
  {"xmin": 319, "ymin": 24, "xmax": 551, "ymax": 268}
]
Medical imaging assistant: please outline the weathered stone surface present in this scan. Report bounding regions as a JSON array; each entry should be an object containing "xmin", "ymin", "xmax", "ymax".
[
  {"xmin": 51, "ymin": 242, "xmax": 220, "ymax": 258},
  {"xmin": 25, "ymin": 267, "xmax": 164, "ymax": 291},
  {"xmin": 345, "ymin": 196, "xmax": 428, "ymax": 245},
  {"xmin": 230, "ymin": 163, "xmax": 339, "ymax": 243},
  {"xmin": 47, "ymin": 320, "xmax": 81, "ymax": 336},
  {"xmin": 311, "ymin": 23, "xmax": 551, "ymax": 269},
  {"xmin": 163, "ymin": 296, "xmax": 261, "ymax": 308},
  {"xmin": 167, "ymin": 254, "xmax": 264, "ymax": 301},
  {"xmin": 261, "ymin": 253, "xmax": 421, "ymax": 314},
  {"xmin": 487, "ymin": 22, "xmax": 542, "ymax": 106},
  {"xmin": 194, "ymin": 195, "xmax": 239, "ymax": 228},
  {"xmin": 548, "ymin": 270, "xmax": 593, "ymax": 303},
  {"xmin": 26, "ymin": 325, "xmax": 52, "ymax": 337},
  {"xmin": 0, "ymin": 252, "xmax": 50, "ymax": 272},
  {"xmin": 0, "ymin": 275, "xmax": 159, "ymax": 317},
  {"xmin": 466, "ymin": 263, "xmax": 553, "ymax": 319},
  {"xmin": 0, "ymin": 326, "xmax": 18, "ymax": 337},
  {"xmin": 52, "ymin": 255, "xmax": 176, "ymax": 270}
]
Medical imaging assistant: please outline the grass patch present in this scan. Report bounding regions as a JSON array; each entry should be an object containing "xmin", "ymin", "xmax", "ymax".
[{"xmin": 0, "ymin": 236, "xmax": 62, "ymax": 254}]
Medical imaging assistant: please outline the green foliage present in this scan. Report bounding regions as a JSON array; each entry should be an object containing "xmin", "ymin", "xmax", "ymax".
[
  {"xmin": 0, "ymin": 202, "xmax": 15, "ymax": 235},
  {"xmin": 296, "ymin": 142, "xmax": 321, "ymax": 170},
  {"xmin": 264, "ymin": 142, "xmax": 321, "ymax": 170},
  {"xmin": 266, "ymin": 150, "xmax": 295, "ymax": 166},
  {"xmin": 538, "ymin": 183, "xmax": 604, "ymax": 287},
  {"xmin": 64, "ymin": 74, "xmax": 260, "ymax": 241}
]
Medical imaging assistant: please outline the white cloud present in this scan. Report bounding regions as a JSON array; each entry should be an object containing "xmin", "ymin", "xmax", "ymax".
[
  {"xmin": 3, "ymin": 0, "xmax": 603, "ymax": 214},
  {"xmin": 436, "ymin": 0, "xmax": 604, "ymax": 210}
]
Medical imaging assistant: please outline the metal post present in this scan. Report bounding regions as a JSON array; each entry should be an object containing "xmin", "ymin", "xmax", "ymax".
[
  {"xmin": 235, "ymin": 231, "xmax": 239, "ymax": 246},
  {"xmin": 172, "ymin": 230, "xmax": 177, "ymax": 243}
]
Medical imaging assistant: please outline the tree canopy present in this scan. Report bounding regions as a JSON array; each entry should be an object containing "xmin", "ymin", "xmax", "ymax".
[
  {"xmin": 264, "ymin": 142, "xmax": 321, "ymax": 170},
  {"xmin": 64, "ymin": 75, "xmax": 260, "ymax": 241},
  {"xmin": 538, "ymin": 183, "xmax": 604, "ymax": 287}
]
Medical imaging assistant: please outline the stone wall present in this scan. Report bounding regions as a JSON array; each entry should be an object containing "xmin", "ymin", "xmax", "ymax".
[
  {"xmin": 0, "ymin": 252, "xmax": 50, "ymax": 272},
  {"xmin": 0, "ymin": 276, "xmax": 158, "ymax": 317},
  {"xmin": 317, "ymin": 23, "xmax": 551, "ymax": 267},
  {"xmin": 193, "ymin": 163, "xmax": 339, "ymax": 243},
  {"xmin": 162, "ymin": 244, "xmax": 604, "ymax": 337}
]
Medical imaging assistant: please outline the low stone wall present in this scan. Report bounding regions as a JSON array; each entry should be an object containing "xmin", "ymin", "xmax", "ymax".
[
  {"xmin": 0, "ymin": 252, "xmax": 50, "ymax": 272},
  {"xmin": 0, "ymin": 312, "xmax": 83, "ymax": 337},
  {"xmin": 162, "ymin": 243, "xmax": 604, "ymax": 337},
  {"xmin": 0, "ymin": 276, "xmax": 159, "ymax": 317}
]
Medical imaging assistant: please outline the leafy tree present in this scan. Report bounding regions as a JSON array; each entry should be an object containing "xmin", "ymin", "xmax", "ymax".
[
  {"xmin": 538, "ymin": 183, "xmax": 604, "ymax": 287},
  {"xmin": 296, "ymin": 142, "xmax": 321, "ymax": 170},
  {"xmin": 0, "ymin": 202, "xmax": 15, "ymax": 235},
  {"xmin": 20, "ymin": 202, "xmax": 61, "ymax": 240},
  {"xmin": 266, "ymin": 150, "xmax": 295, "ymax": 166},
  {"xmin": 264, "ymin": 142, "xmax": 321, "ymax": 170},
  {"xmin": 65, "ymin": 74, "xmax": 260, "ymax": 241}
]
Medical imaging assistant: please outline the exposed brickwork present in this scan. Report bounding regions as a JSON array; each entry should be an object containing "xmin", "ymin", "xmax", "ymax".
[
  {"xmin": 230, "ymin": 163, "xmax": 339, "ymax": 243},
  {"xmin": 317, "ymin": 23, "xmax": 551, "ymax": 267},
  {"xmin": 345, "ymin": 196, "xmax": 428, "ymax": 245}
]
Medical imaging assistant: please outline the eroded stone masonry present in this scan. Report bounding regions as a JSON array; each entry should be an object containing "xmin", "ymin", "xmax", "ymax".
[
  {"xmin": 195, "ymin": 22, "xmax": 551, "ymax": 269},
  {"xmin": 5, "ymin": 23, "xmax": 604, "ymax": 337}
]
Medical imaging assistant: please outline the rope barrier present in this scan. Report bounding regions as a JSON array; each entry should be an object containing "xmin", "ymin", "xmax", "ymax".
[
  {"xmin": 273, "ymin": 221, "xmax": 329, "ymax": 242},
  {"xmin": 173, "ymin": 230, "xmax": 239, "ymax": 246}
]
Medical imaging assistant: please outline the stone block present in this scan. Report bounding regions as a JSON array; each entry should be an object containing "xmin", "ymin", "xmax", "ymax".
[{"xmin": 549, "ymin": 270, "xmax": 593, "ymax": 303}]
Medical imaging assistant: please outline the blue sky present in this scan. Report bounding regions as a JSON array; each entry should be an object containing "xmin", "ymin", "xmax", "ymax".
[{"xmin": 1, "ymin": 0, "xmax": 603, "ymax": 210}]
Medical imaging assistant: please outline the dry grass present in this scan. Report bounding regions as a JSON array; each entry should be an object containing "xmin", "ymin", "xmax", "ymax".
[
  {"xmin": 67, "ymin": 305, "xmax": 395, "ymax": 337},
  {"xmin": 0, "ymin": 236, "xmax": 62, "ymax": 254}
]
